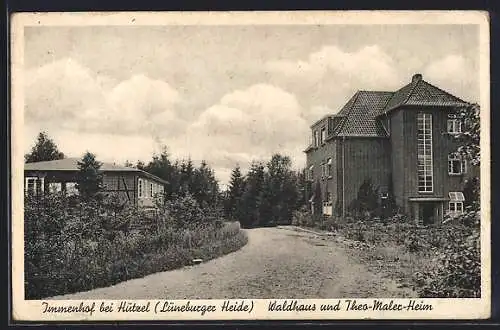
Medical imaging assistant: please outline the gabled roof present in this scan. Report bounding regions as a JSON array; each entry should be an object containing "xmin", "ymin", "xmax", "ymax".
[
  {"xmin": 382, "ymin": 74, "xmax": 469, "ymax": 114},
  {"xmin": 313, "ymin": 73, "xmax": 471, "ymax": 139},
  {"xmin": 331, "ymin": 91, "xmax": 394, "ymax": 137},
  {"xmin": 25, "ymin": 158, "xmax": 168, "ymax": 184}
]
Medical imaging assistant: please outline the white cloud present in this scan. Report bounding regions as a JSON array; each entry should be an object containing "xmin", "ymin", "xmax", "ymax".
[
  {"xmin": 423, "ymin": 54, "xmax": 478, "ymax": 102},
  {"xmin": 177, "ymin": 84, "xmax": 309, "ymax": 184},
  {"xmin": 267, "ymin": 45, "xmax": 399, "ymax": 89},
  {"xmin": 266, "ymin": 45, "xmax": 403, "ymax": 122},
  {"xmin": 25, "ymin": 58, "xmax": 184, "ymax": 136},
  {"xmin": 24, "ymin": 124, "xmax": 163, "ymax": 165}
]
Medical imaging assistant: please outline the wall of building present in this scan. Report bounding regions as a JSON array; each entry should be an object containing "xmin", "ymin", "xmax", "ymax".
[
  {"xmin": 389, "ymin": 106, "xmax": 476, "ymax": 213},
  {"xmin": 136, "ymin": 175, "xmax": 165, "ymax": 208},
  {"xmin": 102, "ymin": 172, "xmax": 137, "ymax": 205},
  {"xmin": 305, "ymin": 137, "xmax": 338, "ymax": 213},
  {"xmin": 337, "ymin": 137, "xmax": 391, "ymax": 213},
  {"xmin": 24, "ymin": 170, "xmax": 166, "ymax": 209}
]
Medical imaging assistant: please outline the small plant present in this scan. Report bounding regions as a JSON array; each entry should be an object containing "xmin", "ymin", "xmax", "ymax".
[{"xmin": 24, "ymin": 193, "xmax": 248, "ymax": 299}]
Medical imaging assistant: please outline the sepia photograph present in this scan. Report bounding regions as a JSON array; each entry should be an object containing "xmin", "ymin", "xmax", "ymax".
[{"xmin": 11, "ymin": 11, "xmax": 490, "ymax": 320}]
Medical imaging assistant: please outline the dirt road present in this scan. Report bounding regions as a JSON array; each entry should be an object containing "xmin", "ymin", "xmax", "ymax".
[{"xmin": 51, "ymin": 226, "xmax": 415, "ymax": 299}]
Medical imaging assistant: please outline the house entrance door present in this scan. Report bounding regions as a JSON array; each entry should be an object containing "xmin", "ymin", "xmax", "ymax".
[{"xmin": 420, "ymin": 203, "xmax": 435, "ymax": 225}]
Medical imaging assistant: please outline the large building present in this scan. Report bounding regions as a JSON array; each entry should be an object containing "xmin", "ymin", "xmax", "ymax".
[
  {"xmin": 304, "ymin": 73, "xmax": 478, "ymax": 225},
  {"xmin": 24, "ymin": 158, "xmax": 168, "ymax": 208}
]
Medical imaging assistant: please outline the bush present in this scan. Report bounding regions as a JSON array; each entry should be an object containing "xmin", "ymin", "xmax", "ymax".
[
  {"xmin": 291, "ymin": 206, "xmax": 315, "ymax": 227},
  {"xmin": 24, "ymin": 193, "xmax": 248, "ymax": 299},
  {"xmin": 414, "ymin": 213, "xmax": 480, "ymax": 298}
]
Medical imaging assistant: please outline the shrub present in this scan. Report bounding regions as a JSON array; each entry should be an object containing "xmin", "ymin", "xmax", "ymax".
[
  {"xmin": 291, "ymin": 206, "xmax": 315, "ymax": 227},
  {"xmin": 414, "ymin": 213, "xmax": 480, "ymax": 298},
  {"xmin": 24, "ymin": 193, "xmax": 248, "ymax": 299}
]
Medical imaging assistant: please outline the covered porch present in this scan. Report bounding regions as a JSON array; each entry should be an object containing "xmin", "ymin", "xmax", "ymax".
[{"xmin": 408, "ymin": 197, "xmax": 448, "ymax": 225}]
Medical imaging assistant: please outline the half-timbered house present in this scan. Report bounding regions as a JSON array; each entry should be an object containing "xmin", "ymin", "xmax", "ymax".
[{"xmin": 24, "ymin": 158, "xmax": 167, "ymax": 208}]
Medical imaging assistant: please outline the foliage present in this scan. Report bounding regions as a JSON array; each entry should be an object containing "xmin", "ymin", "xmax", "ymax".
[
  {"xmin": 463, "ymin": 177, "xmax": 480, "ymax": 211},
  {"xmin": 225, "ymin": 154, "xmax": 303, "ymax": 228},
  {"xmin": 453, "ymin": 103, "xmax": 480, "ymax": 166},
  {"xmin": 138, "ymin": 147, "xmax": 220, "ymax": 209},
  {"xmin": 348, "ymin": 178, "xmax": 380, "ymax": 219},
  {"xmin": 291, "ymin": 206, "xmax": 316, "ymax": 227},
  {"xmin": 224, "ymin": 165, "xmax": 245, "ymax": 221},
  {"xmin": 25, "ymin": 131, "xmax": 65, "ymax": 163},
  {"xmin": 294, "ymin": 211, "xmax": 480, "ymax": 298},
  {"xmin": 76, "ymin": 152, "xmax": 104, "ymax": 200},
  {"xmin": 24, "ymin": 193, "xmax": 247, "ymax": 299},
  {"xmin": 415, "ymin": 212, "xmax": 480, "ymax": 298},
  {"xmin": 240, "ymin": 161, "xmax": 266, "ymax": 227},
  {"xmin": 311, "ymin": 179, "xmax": 323, "ymax": 218}
]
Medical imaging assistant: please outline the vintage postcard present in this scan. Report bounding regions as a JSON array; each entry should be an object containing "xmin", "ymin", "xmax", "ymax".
[{"xmin": 11, "ymin": 11, "xmax": 490, "ymax": 321}]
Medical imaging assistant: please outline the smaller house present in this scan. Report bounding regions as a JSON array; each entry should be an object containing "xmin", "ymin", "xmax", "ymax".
[{"xmin": 24, "ymin": 158, "xmax": 168, "ymax": 208}]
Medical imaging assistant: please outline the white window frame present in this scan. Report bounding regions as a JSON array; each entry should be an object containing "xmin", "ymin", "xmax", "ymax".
[
  {"xmin": 448, "ymin": 153, "xmax": 466, "ymax": 175},
  {"xmin": 327, "ymin": 158, "xmax": 333, "ymax": 178},
  {"xmin": 48, "ymin": 182, "xmax": 62, "ymax": 193},
  {"xmin": 307, "ymin": 165, "xmax": 314, "ymax": 182},
  {"xmin": 322, "ymin": 191, "xmax": 333, "ymax": 215},
  {"xmin": 65, "ymin": 182, "xmax": 79, "ymax": 196},
  {"xmin": 25, "ymin": 177, "xmax": 39, "ymax": 195},
  {"xmin": 149, "ymin": 182, "xmax": 154, "ymax": 198},
  {"xmin": 448, "ymin": 191, "xmax": 465, "ymax": 216},
  {"xmin": 138, "ymin": 178, "xmax": 144, "ymax": 198},
  {"xmin": 447, "ymin": 114, "xmax": 462, "ymax": 134},
  {"xmin": 314, "ymin": 131, "xmax": 319, "ymax": 147},
  {"xmin": 417, "ymin": 113, "xmax": 433, "ymax": 193},
  {"xmin": 320, "ymin": 127, "xmax": 327, "ymax": 145}
]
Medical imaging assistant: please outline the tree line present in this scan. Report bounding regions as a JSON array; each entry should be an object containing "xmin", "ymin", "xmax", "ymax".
[
  {"xmin": 224, "ymin": 154, "xmax": 307, "ymax": 228},
  {"xmin": 24, "ymin": 132, "xmax": 307, "ymax": 226}
]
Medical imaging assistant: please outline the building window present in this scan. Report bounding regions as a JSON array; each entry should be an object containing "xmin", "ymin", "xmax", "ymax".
[
  {"xmin": 149, "ymin": 182, "xmax": 154, "ymax": 197},
  {"xmin": 48, "ymin": 182, "xmax": 62, "ymax": 193},
  {"xmin": 321, "ymin": 163, "xmax": 327, "ymax": 179},
  {"xmin": 326, "ymin": 158, "xmax": 333, "ymax": 177},
  {"xmin": 320, "ymin": 127, "xmax": 327, "ymax": 144},
  {"xmin": 447, "ymin": 114, "xmax": 462, "ymax": 134},
  {"xmin": 448, "ymin": 191, "xmax": 465, "ymax": 216},
  {"xmin": 307, "ymin": 165, "xmax": 314, "ymax": 181},
  {"xmin": 66, "ymin": 182, "xmax": 79, "ymax": 196},
  {"xmin": 323, "ymin": 192, "xmax": 333, "ymax": 216},
  {"xmin": 417, "ymin": 113, "xmax": 433, "ymax": 193},
  {"xmin": 448, "ymin": 153, "xmax": 467, "ymax": 175},
  {"xmin": 138, "ymin": 178, "xmax": 144, "ymax": 198},
  {"xmin": 314, "ymin": 131, "xmax": 319, "ymax": 147},
  {"xmin": 25, "ymin": 177, "xmax": 38, "ymax": 195}
]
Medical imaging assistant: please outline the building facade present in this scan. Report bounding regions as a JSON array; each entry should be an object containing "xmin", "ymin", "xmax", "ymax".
[
  {"xmin": 304, "ymin": 74, "xmax": 478, "ymax": 225},
  {"xmin": 24, "ymin": 158, "xmax": 168, "ymax": 208}
]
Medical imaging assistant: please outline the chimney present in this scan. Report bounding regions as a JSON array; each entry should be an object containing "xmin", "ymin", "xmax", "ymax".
[{"xmin": 412, "ymin": 73, "xmax": 422, "ymax": 83}]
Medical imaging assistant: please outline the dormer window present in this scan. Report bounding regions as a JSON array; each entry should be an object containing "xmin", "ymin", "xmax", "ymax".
[{"xmin": 447, "ymin": 114, "xmax": 462, "ymax": 134}]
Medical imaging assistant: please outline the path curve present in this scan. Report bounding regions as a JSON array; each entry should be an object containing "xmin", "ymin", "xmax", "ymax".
[{"xmin": 50, "ymin": 226, "xmax": 415, "ymax": 299}]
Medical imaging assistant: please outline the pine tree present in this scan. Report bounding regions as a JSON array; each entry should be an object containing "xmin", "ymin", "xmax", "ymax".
[
  {"xmin": 25, "ymin": 132, "xmax": 65, "ymax": 163},
  {"xmin": 76, "ymin": 152, "xmax": 104, "ymax": 200},
  {"xmin": 240, "ymin": 161, "xmax": 265, "ymax": 228},
  {"xmin": 226, "ymin": 165, "xmax": 245, "ymax": 221},
  {"xmin": 265, "ymin": 154, "xmax": 299, "ymax": 225}
]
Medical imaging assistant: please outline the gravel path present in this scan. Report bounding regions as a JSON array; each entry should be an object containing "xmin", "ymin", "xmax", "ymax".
[{"xmin": 50, "ymin": 226, "xmax": 415, "ymax": 299}]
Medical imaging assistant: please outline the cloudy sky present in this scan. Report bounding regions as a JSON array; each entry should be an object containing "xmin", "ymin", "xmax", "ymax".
[{"xmin": 23, "ymin": 24, "xmax": 479, "ymax": 186}]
